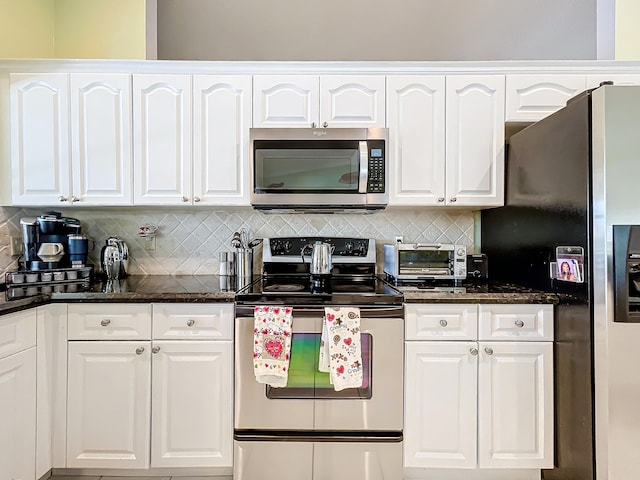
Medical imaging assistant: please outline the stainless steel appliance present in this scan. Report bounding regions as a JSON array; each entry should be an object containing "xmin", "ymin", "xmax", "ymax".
[
  {"xmin": 250, "ymin": 128, "xmax": 388, "ymax": 212},
  {"xmin": 100, "ymin": 236, "xmax": 129, "ymax": 279},
  {"xmin": 383, "ymin": 242, "xmax": 467, "ymax": 282},
  {"xmin": 234, "ymin": 236, "xmax": 403, "ymax": 480},
  {"xmin": 481, "ymin": 84, "xmax": 640, "ymax": 480}
]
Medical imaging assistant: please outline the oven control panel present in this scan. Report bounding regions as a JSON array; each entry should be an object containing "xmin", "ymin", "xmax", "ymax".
[
  {"xmin": 263, "ymin": 237, "xmax": 376, "ymax": 263},
  {"xmin": 268, "ymin": 237, "xmax": 370, "ymax": 257}
]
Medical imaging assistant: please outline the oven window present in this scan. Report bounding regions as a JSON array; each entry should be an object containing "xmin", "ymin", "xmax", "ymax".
[
  {"xmin": 266, "ymin": 333, "xmax": 372, "ymax": 399},
  {"xmin": 254, "ymin": 141, "xmax": 360, "ymax": 193},
  {"xmin": 398, "ymin": 250, "xmax": 451, "ymax": 272}
]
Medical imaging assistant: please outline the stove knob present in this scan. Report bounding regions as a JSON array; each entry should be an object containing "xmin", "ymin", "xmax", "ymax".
[
  {"xmin": 345, "ymin": 242, "xmax": 354, "ymax": 252},
  {"xmin": 284, "ymin": 241, "xmax": 292, "ymax": 253}
]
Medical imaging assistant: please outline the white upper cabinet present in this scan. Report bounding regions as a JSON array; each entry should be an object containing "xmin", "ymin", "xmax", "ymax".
[
  {"xmin": 10, "ymin": 73, "xmax": 133, "ymax": 206},
  {"xmin": 10, "ymin": 73, "xmax": 71, "ymax": 206},
  {"xmin": 133, "ymin": 74, "xmax": 193, "ymax": 205},
  {"xmin": 71, "ymin": 74, "xmax": 133, "ymax": 204},
  {"xmin": 446, "ymin": 75, "xmax": 505, "ymax": 207},
  {"xmin": 387, "ymin": 76, "xmax": 446, "ymax": 205},
  {"xmin": 253, "ymin": 75, "xmax": 385, "ymax": 128},
  {"xmin": 505, "ymin": 75, "xmax": 586, "ymax": 122},
  {"xmin": 193, "ymin": 75, "xmax": 252, "ymax": 205}
]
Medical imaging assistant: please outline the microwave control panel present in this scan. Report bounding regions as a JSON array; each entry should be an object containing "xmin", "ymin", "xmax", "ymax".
[{"xmin": 366, "ymin": 141, "xmax": 386, "ymax": 193}]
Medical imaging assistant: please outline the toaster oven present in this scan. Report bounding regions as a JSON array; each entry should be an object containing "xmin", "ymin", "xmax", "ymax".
[{"xmin": 383, "ymin": 243, "xmax": 467, "ymax": 281}]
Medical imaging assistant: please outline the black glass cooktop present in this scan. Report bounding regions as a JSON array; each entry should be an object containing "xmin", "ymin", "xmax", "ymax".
[{"xmin": 236, "ymin": 274, "xmax": 403, "ymax": 306}]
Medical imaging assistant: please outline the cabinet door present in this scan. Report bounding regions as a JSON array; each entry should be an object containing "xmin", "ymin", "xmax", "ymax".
[
  {"xmin": 320, "ymin": 75, "xmax": 386, "ymax": 128},
  {"xmin": 253, "ymin": 75, "xmax": 319, "ymax": 127},
  {"xmin": 10, "ymin": 73, "xmax": 71, "ymax": 205},
  {"xmin": 505, "ymin": 75, "xmax": 586, "ymax": 122},
  {"xmin": 387, "ymin": 76, "xmax": 446, "ymax": 205},
  {"xmin": 0, "ymin": 348, "xmax": 36, "ymax": 480},
  {"xmin": 70, "ymin": 74, "xmax": 132, "ymax": 205},
  {"xmin": 446, "ymin": 75, "xmax": 505, "ymax": 207},
  {"xmin": 133, "ymin": 74, "xmax": 192, "ymax": 204},
  {"xmin": 150, "ymin": 340, "xmax": 233, "ymax": 468},
  {"xmin": 193, "ymin": 75, "xmax": 251, "ymax": 205},
  {"xmin": 477, "ymin": 342, "xmax": 554, "ymax": 469},
  {"xmin": 66, "ymin": 341, "xmax": 151, "ymax": 468},
  {"xmin": 404, "ymin": 341, "xmax": 478, "ymax": 468}
]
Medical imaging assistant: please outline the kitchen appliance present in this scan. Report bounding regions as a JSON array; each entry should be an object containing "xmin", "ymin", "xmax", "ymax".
[
  {"xmin": 20, "ymin": 212, "xmax": 83, "ymax": 270},
  {"xmin": 234, "ymin": 236, "xmax": 404, "ymax": 480},
  {"xmin": 100, "ymin": 237, "xmax": 129, "ymax": 279},
  {"xmin": 383, "ymin": 242, "xmax": 467, "ymax": 282},
  {"xmin": 250, "ymin": 128, "xmax": 388, "ymax": 212},
  {"xmin": 481, "ymin": 84, "xmax": 640, "ymax": 480},
  {"xmin": 466, "ymin": 253, "xmax": 488, "ymax": 280}
]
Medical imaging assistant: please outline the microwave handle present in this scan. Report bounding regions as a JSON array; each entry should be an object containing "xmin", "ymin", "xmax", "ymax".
[{"xmin": 358, "ymin": 141, "xmax": 368, "ymax": 193}]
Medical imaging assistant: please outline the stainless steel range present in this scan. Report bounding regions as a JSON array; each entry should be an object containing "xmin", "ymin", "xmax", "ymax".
[{"xmin": 234, "ymin": 237, "xmax": 404, "ymax": 480}]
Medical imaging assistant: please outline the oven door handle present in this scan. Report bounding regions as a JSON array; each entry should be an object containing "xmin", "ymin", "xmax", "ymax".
[{"xmin": 235, "ymin": 305, "xmax": 404, "ymax": 318}]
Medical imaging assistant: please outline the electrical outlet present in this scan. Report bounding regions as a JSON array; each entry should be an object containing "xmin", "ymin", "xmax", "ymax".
[
  {"xmin": 10, "ymin": 236, "xmax": 23, "ymax": 256},
  {"xmin": 394, "ymin": 236, "xmax": 404, "ymax": 243},
  {"xmin": 144, "ymin": 236, "xmax": 156, "ymax": 250}
]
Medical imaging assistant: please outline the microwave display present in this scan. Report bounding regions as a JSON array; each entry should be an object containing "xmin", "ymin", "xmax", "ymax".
[
  {"xmin": 255, "ymin": 141, "xmax": 360, "ymax": 192},
  {"xmin": 398, "ymin": 250, "xmax": 452, "ymax": 274}
]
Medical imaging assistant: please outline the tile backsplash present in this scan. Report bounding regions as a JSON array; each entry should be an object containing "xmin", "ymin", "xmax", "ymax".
[{"xmin": 0, "ymin": 206, "xmax": 475, "ymax": 282}]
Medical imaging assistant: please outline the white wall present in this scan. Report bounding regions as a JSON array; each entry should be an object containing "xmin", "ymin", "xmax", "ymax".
[{"xmin": 157, "ymin": 0, "xmax": 598, "ymax": 60}]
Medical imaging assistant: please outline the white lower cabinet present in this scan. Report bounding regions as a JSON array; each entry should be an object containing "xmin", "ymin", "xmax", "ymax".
[
  {"xmin": 0, "ymin": 310, "xmax": 37, "ymax": 480},
  {"xmin": 404, "ymin": 303, "xmax": 554, "ymax": 474},
  {"xmin": 65, "ymin": 303, "xmax": 234, "ymax": 471}
]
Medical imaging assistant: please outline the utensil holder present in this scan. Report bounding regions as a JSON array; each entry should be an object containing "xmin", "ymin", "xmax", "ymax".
[{"xmin": 237, "ymin": 248, "xmax": 253, "ymax": 278}]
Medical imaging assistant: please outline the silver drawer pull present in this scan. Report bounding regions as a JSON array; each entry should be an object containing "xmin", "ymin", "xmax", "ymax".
[
  {"xmin": 152, "ymin": 346, "xmax": 161, "ymax": 354},
  {"xmin": 514, "ymin": 319, "xmax": 525, "ymax": 328},
  {"xmin": 439, "ymin": 319, "xmax": 448, "ymax": 327},
  {"xmin": 100, "ymin": 319, "xmax": 111, "ymax": 327},
  {"xmin": 135, "ymin": 347, "xmax": 145, "ymax": 355},
  {"xmin": 469, "ymin": 347, "xmax": 478, "ymax": 356},
  {"xmin": 484, "ymin": 347, "xmax": 494, "ymax": 355},
  {"xmin": 187, "ymin": 319, "xmax": 195, "ymax": 327}
]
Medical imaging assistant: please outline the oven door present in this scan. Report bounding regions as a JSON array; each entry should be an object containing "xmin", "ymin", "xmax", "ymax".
[{"xmin": 234, "ymin": 306, "xmax": 403, "ymax": 433}]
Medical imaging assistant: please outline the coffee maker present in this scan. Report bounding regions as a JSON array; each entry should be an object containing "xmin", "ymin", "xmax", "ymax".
[{"xmin": 20, "ymin": 211, "xmax": 83, "ymax": 270}]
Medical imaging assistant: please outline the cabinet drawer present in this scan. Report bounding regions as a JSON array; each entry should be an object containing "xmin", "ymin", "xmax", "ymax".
[
  {"xmin": 0, "ymin": 309, "xmax": 36, "ymax": 358},
  {"xmin": 405, "ymin": 304, "xmax": 478, "ymax": 340},
  {"xmin": 152, "ymin": 303, "xmax": 233, "ymax": 340},
  {"xmin": 68, "ymin": 304, "xmax": 151, "ymax": 340},
  {"xmin": 478, "ymin": 304, "xmax": 553, "ymax": 341}
]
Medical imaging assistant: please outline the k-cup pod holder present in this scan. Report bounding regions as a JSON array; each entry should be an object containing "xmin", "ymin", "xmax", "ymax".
[{"xmin": 4, "ymin": 265, "xmax": 93, "ymax": 289}]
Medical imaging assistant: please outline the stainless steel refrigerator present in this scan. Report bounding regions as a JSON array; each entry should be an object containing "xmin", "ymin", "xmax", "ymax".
[{"xmin": 481, "ymin": 84, "xmax": 640, "ymax": 480}]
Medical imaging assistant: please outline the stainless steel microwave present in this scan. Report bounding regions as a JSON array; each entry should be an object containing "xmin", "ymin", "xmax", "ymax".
[
  {"xmin": 250, "ymin": 128, "xmax": 388, "ymax": 212},
  {"xmin": 383, "ymin": 243, "xmax": 467, "ymax": 281}
]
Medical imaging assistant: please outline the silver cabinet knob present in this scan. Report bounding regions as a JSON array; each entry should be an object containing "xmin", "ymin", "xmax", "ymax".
[
  {"xmin": 58, "ymin": 195, "xmax": 68, "ymax": 202},
  {"xmin": 514, "ymin": 319, "xmax": 525, "ymax": 328},
  {"xmin": 100, "ymin": 319, "xmax": 111, "ymax": 327},
  {"xmin": 484, "ymin": 347, "xmax": 494, "ymax": 355},
  {"xmin": 322, "ymin": 121, "xmax": 328, "ymax": 128},
  {"xmin": 152, "ymin": 346, "xmax": 161, "ymax": 354},
  {"xmin": 469, "ymin": 347, "xmax": 479, "ymax": 356},
  {"xmin": 439, "ymin": 319, "xmax": 448, "ymax": 327},
  {"xmin": 194, "ymin": 197, "xmax": 201, "ymax": 203},
  {"xmin": 187, "ymin": 319, "xmax": 195, "ymax": 327},
  {"xmin": 71, "ymin": 195, "xmax": 80, "ymax": 203},
  {"xmin": 311, "ymin": 122, "xmax": 317, "ymax": 128},
  {"xmin": 450, "ymin": 197, "xmax": 457, "ymax": 203},
  {"xmin": 135, "ymin": 347, "xmax": 145, "ymax": 355},
  {"xmin": 182, "ymin": 196, "xmax": 189, "ymax": 202},
  {"xmin": 437, "ymin": 197, "xmax": 445, "ymax": 203}
]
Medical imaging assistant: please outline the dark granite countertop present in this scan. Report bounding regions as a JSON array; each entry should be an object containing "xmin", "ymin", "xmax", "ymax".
[
  {"xmin": 397, "ymin": 280, "xmax": 560, "ymax": 304},
  {"xmin": 0, "ymin": 275, "xmax": 557, "ymax": 316}
]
